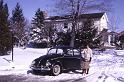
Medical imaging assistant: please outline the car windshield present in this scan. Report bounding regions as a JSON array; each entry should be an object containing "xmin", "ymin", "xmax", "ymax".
[{"xmin": 47, "ymin": 48, "xmax": 64, "ymax": 55}]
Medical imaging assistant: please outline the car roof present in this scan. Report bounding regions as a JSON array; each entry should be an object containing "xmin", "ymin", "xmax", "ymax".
[{"xmin": 51, "ymin": 46, "xmax": 79, "ymax": 49}]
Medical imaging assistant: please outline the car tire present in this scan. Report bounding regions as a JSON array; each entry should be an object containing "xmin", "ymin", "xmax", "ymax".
[{"xmin": 51, "ymin": 64, "xmax": 61, "ymax": 76}]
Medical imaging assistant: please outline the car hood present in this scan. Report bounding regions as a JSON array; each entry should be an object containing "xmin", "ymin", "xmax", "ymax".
[
  {"xmin": 33, "ymin": 54, "xmax": 63, "ymax": 65},
  {"xmin": 36, "ymin": 54, "xmax": 62, "ymax": 60}
]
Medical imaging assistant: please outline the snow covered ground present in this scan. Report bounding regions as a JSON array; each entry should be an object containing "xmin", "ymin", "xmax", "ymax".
[{"xmin": 0, "ymin": 48, "xmax": 124, "ymax": 82}]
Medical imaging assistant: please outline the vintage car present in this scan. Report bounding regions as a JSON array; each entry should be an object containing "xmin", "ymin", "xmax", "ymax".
[{"xmin": 30, "ymin": 46, "xmax": 82, "ymax": 76}]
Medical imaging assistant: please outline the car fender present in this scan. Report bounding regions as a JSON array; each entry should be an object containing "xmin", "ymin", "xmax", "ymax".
[{"xmin": 50, "ymin": 60, "xmax": 63, "ymax": 70}]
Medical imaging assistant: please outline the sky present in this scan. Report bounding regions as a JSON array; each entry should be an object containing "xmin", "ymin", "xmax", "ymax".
[
  {"xmin": 3, "ymin": 0, "xmax": 124, "ymax": 32},
  {"xmin": 4, "ymin": 0, "xmax": 55, "ymax": 20}
]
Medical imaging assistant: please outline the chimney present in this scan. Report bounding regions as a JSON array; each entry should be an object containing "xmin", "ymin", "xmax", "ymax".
[{"xmin": 43, "ymin": 11, "xmax": 48, "ymax": 18}]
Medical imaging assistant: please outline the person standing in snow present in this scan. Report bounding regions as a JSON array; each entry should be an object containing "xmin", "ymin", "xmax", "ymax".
[{"xmin": 81, "ymin": 44, "xmax": 93, "ymax": 75}]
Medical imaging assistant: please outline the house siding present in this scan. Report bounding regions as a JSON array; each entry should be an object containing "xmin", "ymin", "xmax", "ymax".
[{"xmin": 100, "ymin": 13, "xmax": 108, "ymax": 31}]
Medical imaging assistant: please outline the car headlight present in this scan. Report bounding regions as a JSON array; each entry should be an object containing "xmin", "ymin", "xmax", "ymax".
[
  {"xmin": 46, "ymin": 60, "xmax": 51, "ymax": 66},
  {"xmin": 31, "ymin": 60, "xmax": 35, "ymax": 65}
]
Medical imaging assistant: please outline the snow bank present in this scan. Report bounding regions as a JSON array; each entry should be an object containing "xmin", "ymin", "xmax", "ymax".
[{"xmin": 114, "ymin": 50, "xmax": 124, "ymax": 56}]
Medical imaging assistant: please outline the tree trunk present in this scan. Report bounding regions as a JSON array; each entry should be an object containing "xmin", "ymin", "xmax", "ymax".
[{"xmin": 70, "ymin": 22, "xmax": 76, "ymax": 47}]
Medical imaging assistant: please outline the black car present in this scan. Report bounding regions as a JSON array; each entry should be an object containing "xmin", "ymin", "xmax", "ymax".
[{"xmin": 30, "ymin": 46, "xmax": 82, "ymax": 76}]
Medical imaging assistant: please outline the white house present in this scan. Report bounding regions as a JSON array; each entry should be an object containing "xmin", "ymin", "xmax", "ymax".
[
  {"xmin": 46, "ymin": 12, "xmax": 108, "ymax": 31},
  {"xmin": 45, "ymin": 12, "xmax": 114, "ymax": 48}
]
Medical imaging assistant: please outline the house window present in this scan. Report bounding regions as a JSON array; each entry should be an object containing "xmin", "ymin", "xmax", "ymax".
[{"xmin": 64, "ymin": 23, "xmax": 68, "ymax": 28}]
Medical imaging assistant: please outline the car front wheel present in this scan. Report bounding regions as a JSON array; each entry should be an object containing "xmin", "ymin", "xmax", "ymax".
[{"xmin": 51, "ymin": 64, "xmax": 61, "ymax": 76}]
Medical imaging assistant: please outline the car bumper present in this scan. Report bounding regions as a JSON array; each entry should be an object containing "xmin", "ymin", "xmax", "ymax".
[{"xmin": 30, "ymin": 66, "xmax": 51, "ymax": 71}]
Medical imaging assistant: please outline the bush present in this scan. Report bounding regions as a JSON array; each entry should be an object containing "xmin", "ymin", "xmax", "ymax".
[{"xmin": 27, "ymin": 42, "xmax": 48, "ymax": 48}]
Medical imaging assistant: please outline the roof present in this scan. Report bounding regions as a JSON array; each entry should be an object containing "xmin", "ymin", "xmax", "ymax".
[
  {"xmin": 51, "ymin": 46, "xmax": 79, "ymax": 49},
  {"xmin": 120, "ymin": 30, "xmax": 124, "ymax": 34},
  {"xmin": 109, "ymin": 31, "xmax": 118, "ymax": 35},
  {"xmin": 119, "ymin": 31, "xmax": 124, "ymax": 36},
  {"xmin": 46, "ymin": 12, "xmax": 105, "ymax": 20},
  {"xmin": 79, "ymin": 12, "xmax": 105, "ymax": 19}
]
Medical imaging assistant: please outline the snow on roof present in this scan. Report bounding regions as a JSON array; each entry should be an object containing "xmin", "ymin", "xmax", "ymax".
[{"xmin": 46, "ymin": 12, "xmax": 105, "ymax": 20}]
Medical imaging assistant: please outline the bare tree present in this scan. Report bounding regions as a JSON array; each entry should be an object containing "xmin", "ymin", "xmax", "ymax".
[
  {"xmin": 108, "ymin": 16, "xmax": 120, "ymax": 32},
  {"xmin": 55, "ymin": 0, "xmax": 113, "ymax": 15},
  {"xmin": 54, "ymin": 0, "xmax": 114, "ymax": 47}
]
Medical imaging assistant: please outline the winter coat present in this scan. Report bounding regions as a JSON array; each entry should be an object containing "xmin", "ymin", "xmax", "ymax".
[
  {"xmin": 82, "ymin": 48, "xmax": 93, "ymax": 61},
  {"xmin": 81, "ymin": 47, "xmax": 93, "ymax": 69}
]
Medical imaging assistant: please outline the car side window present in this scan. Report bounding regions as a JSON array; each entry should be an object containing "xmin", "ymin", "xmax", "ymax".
[
  {"xmin": 73, "ymin": 49, "xmax": 80, "ymax": 56},
  {"xmin": 57, "ymin": 49, "xmax": 63, "ymax": 54},
  {"xmin": 67, "ymin": 49, "xmax": 73, "ymax": 56}
]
